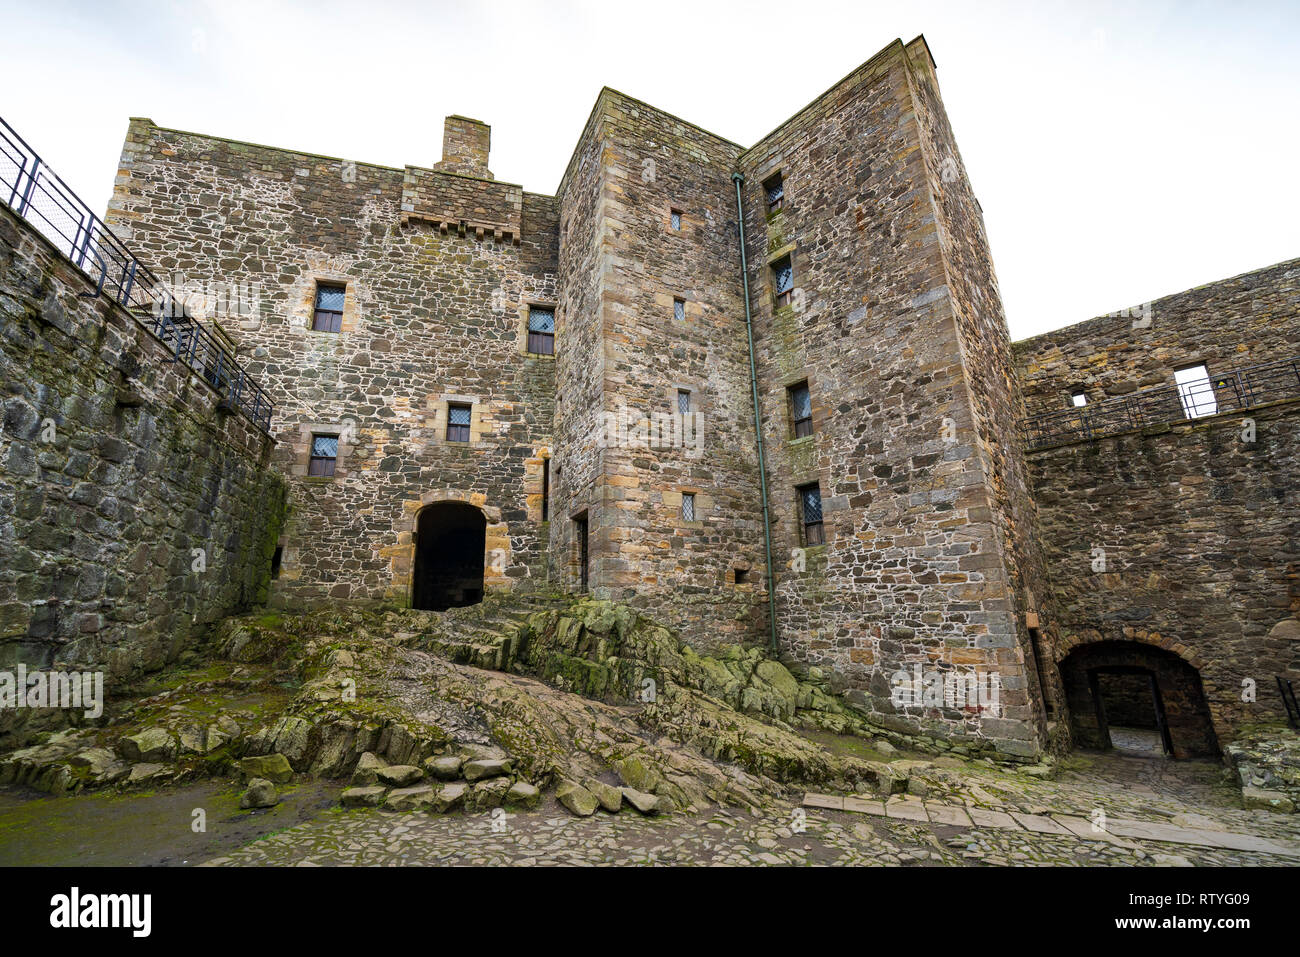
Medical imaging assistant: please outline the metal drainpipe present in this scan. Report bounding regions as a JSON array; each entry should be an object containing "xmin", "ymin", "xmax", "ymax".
[{"xmin": 732, "ymin": 171, "xmax": 779, "ymax": 654}]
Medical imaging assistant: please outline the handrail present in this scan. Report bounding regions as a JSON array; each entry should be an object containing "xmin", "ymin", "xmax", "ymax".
[{"xmin": 0, "ymin": 115, "xmax": 274, "ymax": 433}]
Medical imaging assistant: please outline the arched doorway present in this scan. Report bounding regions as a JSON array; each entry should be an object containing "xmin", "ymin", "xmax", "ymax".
[
  {"xmin": 1059, "ymin": 641, "xmax": 1219, "ymax": 760},
  {"xmin": 411, "ymin": 502, "xmax": 486, "ymax": 611}
]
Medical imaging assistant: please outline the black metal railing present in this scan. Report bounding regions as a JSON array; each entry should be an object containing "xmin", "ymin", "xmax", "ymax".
[
  {"xmin": 1279, "ymin": 676, "xmax": 1300, "ymax": 730},
  {"xmin": 1021, "ymin": 357, "xmax": 1300, "ymax": 450},
  {"xmin": 0, "ymin": 115, "xmax": 274, "ymax": 433}
]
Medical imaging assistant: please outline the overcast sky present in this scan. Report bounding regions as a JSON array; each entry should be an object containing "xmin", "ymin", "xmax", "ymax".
[{"xmin": 3, "ymin": 0, "xmax": 1296, "ymax": 339}]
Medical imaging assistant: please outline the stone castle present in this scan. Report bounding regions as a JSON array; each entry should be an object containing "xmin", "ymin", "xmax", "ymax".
[{"xmin": 3, "ymin": 35, "xmax": 1297, "ymax": 765}]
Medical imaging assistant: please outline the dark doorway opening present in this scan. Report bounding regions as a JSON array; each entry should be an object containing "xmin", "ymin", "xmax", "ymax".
[
  {"xmin": 412, "ymin": 502, "xmax": 487, "ymax": 611},
  {"xmin": 573, "ymin": 511, "xmax": 589, "ymax": 593},
  {"xmin": 1060, "ymin": 641, "xmax": 1219, "ymax": 760}
]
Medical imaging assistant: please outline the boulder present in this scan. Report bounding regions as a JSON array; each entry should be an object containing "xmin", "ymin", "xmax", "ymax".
[
  {"xmin": 375, "ymin": 764, "xmax": 424, "ymax": 787},
  {"xmin": 424, "ymin": 755, "xmax": 464, "ymax": 780},
  {"xmin": 239, "ymin": 753, "xmax": 293, "ymax": 785},
  {"xmin": 557, "ymin": 781, "xmax": 599, "ymax": 817},
  {"xmin": 463, "ymin": 758, "xmax": 512, "ymax": 782},
  {"xmin": 351, "ymin": 751, "xmax": 389, "ymax": 786},
  {"xmin": 240, "ymin": 778, "xmax": 279, "ymax": 809},
  {"xmin": 621, "ymin": 786, "xmax": 668, "ymax": 816},
  {"xmin": 126, "ymin": 763, "xmax": 170, "ymax": 786},
  {"xmin": 505, "ymin": 781, "xmax": 540, "ymax": 809},
  {"xmin": 613, "ymin": 755, "xmax": 662, "ymax": 793},
  {"xmin": 583, "ymin": 778, "xmax": 624, "ymax": 813},
  {"xmin": 431, "ymin": 782, "xmax": 468, "ymax": 813},
  {"xmin": 470, "ymin": 776, "xmax": 512, "ymax": 809},
  {"xmin": 340, "ymin": 786, "xmax": 388, "ymax": 808},
  {"xmin": 386, "ymin": 785, "xmax": 437, "ymax": 811},
  {"xmin": 1242, "ymin": 786, "xmax": 1296, "ymax": 813},
  {"xmin": 117, "ymin": 728, "xmax": 176, "ymax": 764}
]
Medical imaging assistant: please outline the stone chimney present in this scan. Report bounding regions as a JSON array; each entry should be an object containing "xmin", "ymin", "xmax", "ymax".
[{"xmin": 435, "ymin": 115, "xmax": 492, "ymax": 180}]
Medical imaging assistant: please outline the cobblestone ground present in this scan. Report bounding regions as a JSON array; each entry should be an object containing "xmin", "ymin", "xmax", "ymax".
[{"xmin": 205, "ymin": 753, "xmax": 1300, "ymax": 867}]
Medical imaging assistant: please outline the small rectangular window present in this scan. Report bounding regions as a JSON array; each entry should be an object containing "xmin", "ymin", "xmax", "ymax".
[
  {"xmin": 446, "ymin": 403, "xmax": 472, "ymax": 443},
  {"xmin": 772, "ymin": 256, "xmax": 793, "ymax": 308},
  {"xmin": 670, "ymin": 209, "xmax": 682, "ymax": 231},
  {"xmin": 789, "ymin": 382, "xmax": 813, "ymax": 437},
  {"xmin": 677, "ymin": 389, "xmax": 691, "ymax": 415},
  {"xmin": 1174, "ymin": 364, "xmax": 1216, "ymax": 418},
  {"xmin": 681, "ymin": 492, "xmax": 696, "ymax": 522},
  {"xmin": 308, "ymin": 434, "xmax": 338, "ymax": 476},
  {"xmin": 763, "ymin": 172, "xmax": 784, "ymax": 213},
  {"xmin": 1071, "ymin": 392, "xmax": 1087, "ymax": 408},
  {"xmin": 798, "ymin": 482, "xmax": 824, "ymax": 546},
  {"xmin": 313, "ymin": 283, "xmax": 345, "ymax": 333},
  {"xmin": 528, "ymin": 306, "xmax": 555, "ymax": 355},
  {"xmin": 734, "ymin": 568, "xmax": 749, "ymax": 585},
  {"xmin": 674, "ymin": 298, "xmax": 686, "ymax": 322}
]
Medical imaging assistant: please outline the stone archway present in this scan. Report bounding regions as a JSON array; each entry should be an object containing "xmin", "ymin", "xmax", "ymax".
[
  {"xmin": 411, "ymin": 501, "xmax": 487, "ymax": 610},
  {"xmin": 1059, "ymin": 640, "xmax": 1220, "ymax": 760}
]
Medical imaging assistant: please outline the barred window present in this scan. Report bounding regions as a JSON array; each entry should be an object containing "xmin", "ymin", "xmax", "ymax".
[
  {"xmin": 446, "ymin": 403, "xmax": 472, "ymax": 443},
  {"xmin": 528, "ymin": 307, "xmax": 555, "ymax": 355},
  {"xmin": 674, "ymin": 298, "xmax": 686, "ymax": 322},
  {"xmin": 798, "ymin": 482, "xmax": 824, "ymax": 546},
  {"xmin": 764, "ymin": 172, "xmax": 784, "ymax": 213},
  {"xmin": 789, "ymin": 382, "xmax": 813, "ymax": 437},
  {"xmin": 308, "ymin": 434, "xmax": 338, "ymax": 476},
  {"xmin": 772, "ymin": 256, "xmax": 793, "ymax": 308},
  {"xmin": 313, "ymin": 284, "xmax": 345, "ymax": 333},
  {"xmin": 681, "ymin": 492, "xmax": 696, "ymax": 522},
  {"xmin": 677, "ymin": 389, "xmax": 691, "ymax": 415}
]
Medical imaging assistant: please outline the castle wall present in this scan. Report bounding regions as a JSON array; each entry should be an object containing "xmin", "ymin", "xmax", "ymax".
[
  {"xmin": 552, "ymin": 91, "xmax": 768, "ymax": 649},
  {"xmin": 1015, "ymin": 261, "xmax": 1300, "ymax": 745},
  {"xmin": 105, "ymin": 119, "xmax": 558, "ymax": 606},
  {"xmin": 737, "ymin": 39, "xmax": 1044, "ymax": 757},
  {"xmin": 0, "ymin": 204, "xmax": 283, "ymax": 735}
]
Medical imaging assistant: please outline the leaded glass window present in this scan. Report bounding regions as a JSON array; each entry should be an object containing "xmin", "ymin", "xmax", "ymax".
[
  {"xmin": 674, "ymin": 298, "xmax": 686, "ymax": 322},
  {"xmin": 313, "ymin": 284, "xmax": 345, "ymax": 333},
  {"xmin": 772, "ymin": 256, "xmax": 793, "ymax": 308},
  {"xmin": 789, "ymin": 382, "xmax": 813, "ymax": 437},
  {"xmin": 677, "ymin": 390, "xmax": 691, "ymax": 415},
  {"xmin": 764, "ymin": 172, "xmax": 784, "ymax": 213},
  {"xmin": 309, "ymin": 434, "xmax": 338, "ymax": 476},
  {"xmin": 528, "ymin": 307, "xmax": 555, "ymax": 355},
  {"xmin": 799, "ymin": 482, "xmax": 824, "ymax": 546},
  {"xmin": 447, "ymin": 403, "xmax": 472, "ymax": 442},
  {"xmin": 671, "ymin": 209, "xmax": 682, "ymax": 231},
  {"xmin": 682, "ymin": 493, "xmax": 695, "ymax": 522}
]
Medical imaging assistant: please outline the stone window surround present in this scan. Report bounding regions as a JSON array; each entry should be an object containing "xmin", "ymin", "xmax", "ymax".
[
  {"xmin": 666, "ymin": 205, "xmax": 685, "ymax": 232},
  {"xmin": 767, "ymin": 243, "xmax": 797, "ymax": 308},
  {"xmin": 295, "ymin": 273, "xmax": 360, "ymax": 335},
  {"xmin": 525, "ymin": 445, "xmax": 553, "ymax": 524},
  {"xmin": 782, "ymin": 371, "xmax": 818, "ymax": 440},
  {"xmin": 663, "ymin": 486, "xmax": 708, "ymax": 529},
  {"xmin": 423, "ymin": 395, "xmax": 486, "ymax": 446},
  {"xmin": 386, "ymin": 490, "xmax": 511, "ymax": 603},
  {"xmin": 794, "ymin": 479, "xmax": 826, "ymax": 549},
  {"xmin": 517, "ymin": 300, "xmax": 558, "ymax": 358},
  {"xmin": 658, "ymin": 291, "xmax": 698, "ymax": 325},
  {"xmin": 290, "ymin": 420, "xmax": 356, "ymax": 479},
  {"xmin": 729, "ymin": 563, "xmax": 754, "ymax": 588}
]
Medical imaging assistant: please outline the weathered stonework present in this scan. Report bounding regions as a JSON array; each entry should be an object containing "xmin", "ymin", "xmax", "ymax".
[{"xmin": 0, "ymin": 202, "xmax": 284, "ymax": 741}]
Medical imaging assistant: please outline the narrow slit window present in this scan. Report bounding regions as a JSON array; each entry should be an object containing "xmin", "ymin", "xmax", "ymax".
[
  {"xmin": 674, "ymin": 297, "xmax": 686, "ymax": 322},
  {"xmin": 681, "ymin": 492, "xmax": 696, "ymax": 522},
  {"xmin": 541, "ymin": 457, "xmax": 550, "ymax": 522},
  {"xmin": 677, "ymin": 389, "xmax": 691, "ymax": 415},
  {"xmin": 312, "ymin": 283, "xmax": 345, "ymax": 333},
  {"xmin": 446, "ymin": 403, "xmax": 472, "ymax": 443},
  {"xmin": 574, "ymin": 512, "xmax": 589, "ymax": 592},
  {"xmin": 789, "ymin": 381, "xmax": 813, "ymax": 437},
  {"xmin": 670, "ymin": 209, "xmax": 682, "ymax": 231},
  {"xmin": 772, "ymin": 255, "xmax": 793, "ymax": 308},
  {"xmin": 1174, "ymin": 364, "xmax": 1216, "ymax": 418},
  {"xmin": 764, "ymin": 172, "xmax": 784, "ymax": 213},
  {"xmin": 308, "ymin": 434, "xmax": 338, "ymax": 476},
  {"xmin": 798, "ymin": 482, "xmax": 824, "ymax": 546},
  {"xmin": 527, "ymin": 306, "xmax": 555, "ymax": 355}
]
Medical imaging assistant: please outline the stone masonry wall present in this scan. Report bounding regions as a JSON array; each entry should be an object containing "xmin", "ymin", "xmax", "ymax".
[
  {"xmin": 1015, "ymin": 261, "xmax": 1300, "ymax": 745},
  {"xmin": 0, "ymin": 203, "xmax": 284, "ymax": 740},
  {"xmin": 105, "ymin": 118, "xmax": 558, "ymax": 606},
  {"xmin": 737, "ymin": 38, "xmax": 1044, "ymax": 758}
]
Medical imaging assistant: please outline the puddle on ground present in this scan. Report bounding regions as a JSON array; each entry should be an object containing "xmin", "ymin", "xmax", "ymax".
[{"xmin": 0, "ymin": 779, "xmax": 340, "ymax": 866}]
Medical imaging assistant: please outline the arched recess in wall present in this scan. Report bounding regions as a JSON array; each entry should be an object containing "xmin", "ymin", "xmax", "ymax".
[{"xmin": 411, "ymin": 501, "xmax": 488, "ymax": 610}]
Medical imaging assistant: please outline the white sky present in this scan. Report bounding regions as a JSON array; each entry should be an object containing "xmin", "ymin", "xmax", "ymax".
[{"xmin": 3, "ymin": 0, "xmax": 1297, "ymax": 340}]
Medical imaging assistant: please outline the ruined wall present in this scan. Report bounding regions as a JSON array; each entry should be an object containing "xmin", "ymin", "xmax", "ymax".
[
  {"xmin": 737, "ymin": 39, "xmax": 1043, "ymax": 758},
  {"xmin": 1016, "ymin": 261, "xmax": 1300, "ymax": 746},
  {"xmin": 552, "ymin": 91, "xmax": 767, "ymax": 649},
  {"xmin": 0, "ymin": 204, "xmax": 284, "ymax": 716},
  {"xmin": 106, "ymin": 119, "xmax": 558, "ymax": 606}
]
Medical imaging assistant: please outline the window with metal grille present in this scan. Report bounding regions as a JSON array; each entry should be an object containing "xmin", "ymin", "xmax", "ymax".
[
  {"xmin": 308, "ymin": 434, "xmax": 338, "ymax": 476},
  {"xmin": 446, "ymin": 403, "xmax": 472, "ymax": 442},
  {"xmin": 670, "ymin": 209, "xmax": 682, "ymax": 231},
  {"xmin": 527, "ymin": 306, "xmax": 555, "ymax": 355},
  {"xmin": 763, "ymin": 172, "xmax": 784, "ymax": 213},
  {"xmin": 677, "ymin": 389, "xmax": 691, "ymax": 415},
  {"xmin": 789, "ymin": 382, "xmax": 813, "ymax": 437},
  {"xmin": 681, "ymin": 492, "xmax": 696, "ymax": 522},
  {"xmin": 674, "ymin": 298, "xmax": 686, "ymax": 322},
  {"xmin": 772, "ymin": 256, "xmax": 793, "ymax": 308},
  {"xmin": 313, "ymin": 284, "xmax": 345, "ymax": 333},
  {"xmin": 798, "ymin": 482, "xmax": 824, "ymax": 546}
]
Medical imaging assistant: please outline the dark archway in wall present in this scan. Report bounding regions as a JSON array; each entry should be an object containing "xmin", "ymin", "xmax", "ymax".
[
  {"xmin": 1060, "ymin": 641, "xmax": 1220, "ymax": 760},
  {"xmin": 412, "ymin": 502, "xmax": 486, "ymax": 611}
]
